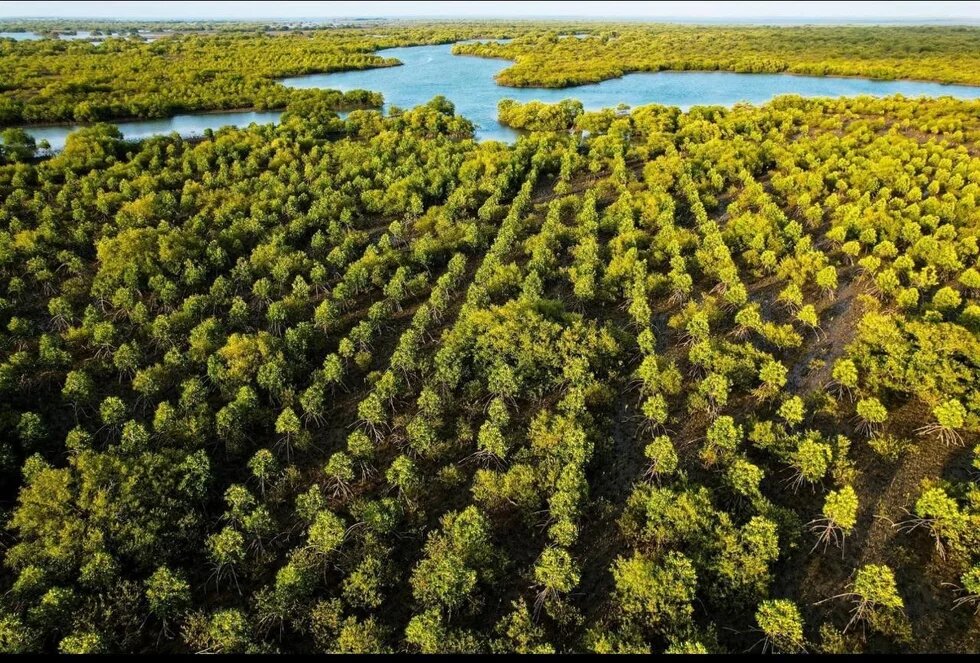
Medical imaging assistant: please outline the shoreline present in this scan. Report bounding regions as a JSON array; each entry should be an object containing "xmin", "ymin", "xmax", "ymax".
[
  {"xmin": 449, "ymin": 45, "xmax": 980, "ymax": 91},
  {"xmin": 392, "ymin": 41, "xmax": 980, "ymax": 93},
  {"xmin": 8, "ymin": 40, "xmax": 979, "ymax": 133},
  {"xmin": 493, "ymin": 65, "xmax": 980, "ymax": 91},
  {"xmin": 8, "ymin": 101, "xmax": 382, "ymax": 131},
  {"xmin": 13, "ymin": 106, "xmax": 287, "ymax": 130}
]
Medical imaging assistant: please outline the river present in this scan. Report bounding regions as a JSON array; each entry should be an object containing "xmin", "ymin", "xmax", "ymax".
[
  {"xmin": 17, "ymin": 41, "xmax": 980, "ymax": 149},
  {"xmin": 281, "ymin": 43, "xmax": 980, "ymax": 142},
  {"xmin": 23, "ymin": 110, "xmax": 284, "ymax": 153},
  {"xmin": 0, "ymin": 30, "xmax": 163, "ymax": 43}
]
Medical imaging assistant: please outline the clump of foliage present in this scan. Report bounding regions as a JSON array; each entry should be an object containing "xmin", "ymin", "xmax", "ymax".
[{"xmin": 0, "ymin": 43, "xmax": 978, "ymax": 653}]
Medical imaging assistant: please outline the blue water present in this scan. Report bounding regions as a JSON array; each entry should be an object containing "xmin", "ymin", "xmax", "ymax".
[
  {"xmin": 16, "ymin": 41, "xmax": 980, "ymax": 150},
  {"xmin": 0, "ymin": 32, "xmax": 42, "ymax": 41},
  {"xmin": 281, "ymin": 42, "xmax": 980, "ymax": 142},
  {"xmin": 0, "ymin": 30, "xmax": 161, "ymax": 43},
  {"xmin": 23, "ymin": 110, "xmax": 284, "ymax": 152}
]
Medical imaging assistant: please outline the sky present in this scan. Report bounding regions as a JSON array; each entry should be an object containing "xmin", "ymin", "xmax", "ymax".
[{"xmin": 1, "ymin": 1, "xmax": 978, "ymax": 22}]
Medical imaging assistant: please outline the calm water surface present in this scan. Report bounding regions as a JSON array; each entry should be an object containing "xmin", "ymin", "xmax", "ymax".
[
  {"xmin": 0, "ymin": 30, "xmax": 162, "ymax": 43},
  {"xmin": 281, "ymin": 43, "xmax": 980, "ymax": 141},
  {"xmin": 24, "ymin": 110, "xmax": 284, "ymax": 152},
  {"xmin": 18, "ymin": 41, "xmax": 980, "ymax": 148},
  {"xmin": 0, "ymin": 32, "xmax": 42, "ymax": 41}
]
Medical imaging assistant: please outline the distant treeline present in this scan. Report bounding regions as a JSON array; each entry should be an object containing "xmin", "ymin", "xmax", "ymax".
[
  {"xmin": 6, "ymin": 23, "xmax": 977, "ymax": 127},
  {"xmin": 0, "ymin": 27, "xmax": 516, "ymax": 125},
  {"xmin": 454, "ymin": 24, "xmax": 980, "ymax": 88}
]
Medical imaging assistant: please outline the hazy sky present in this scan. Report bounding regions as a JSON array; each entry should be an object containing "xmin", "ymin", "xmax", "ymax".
[{"xmin": 1, "ymin": 1, "xmax": 978, "ymax": 21}]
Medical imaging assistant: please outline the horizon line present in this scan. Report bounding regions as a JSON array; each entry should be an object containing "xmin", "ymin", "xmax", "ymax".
[{"xmin": 2, "ymin": 16, "xmax": 979, "ymax": 23}]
